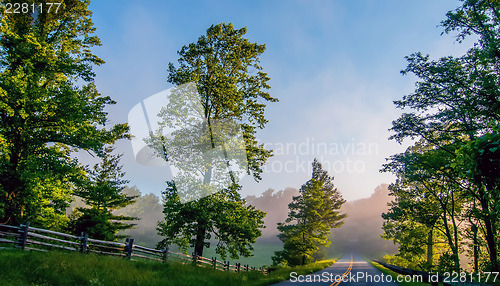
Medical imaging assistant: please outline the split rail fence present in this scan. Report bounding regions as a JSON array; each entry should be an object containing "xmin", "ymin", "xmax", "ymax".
[{"xmin": 0, "ymin": 222, "xmax": 267, "ymax": 274}]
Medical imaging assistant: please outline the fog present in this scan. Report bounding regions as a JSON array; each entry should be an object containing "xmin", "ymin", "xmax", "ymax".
[
  {"xmin": 104, "ymin": 183, "xmax": 396, "ymax": 259},
  {"xmin": 246, "ymin": 184, "xmax": 397, "ymax": 259},
  {"xmin": 245, "ymin": 187, "xmax": 300, "ymax": 243},
  {"xmin": 328, "ymin": 184, "xmax": 397, "ymax": 258}
]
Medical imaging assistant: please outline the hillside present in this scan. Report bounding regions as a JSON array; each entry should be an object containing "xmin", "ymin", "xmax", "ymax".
[
  {"xmin": 329, "ymin": 184, "xmax": 397, "ymax": 258},
  {"xmin": 246, "ymin": 184, "xmax": 397, "ymax": 259}
]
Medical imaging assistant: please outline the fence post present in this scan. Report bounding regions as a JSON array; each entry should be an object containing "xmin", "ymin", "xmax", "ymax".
[
  {"xmin": 125, "ymin": 238, "xmax": 134, "ymax": 259},
  {"xmin": 212, "ymin": 257, "xmax": 216, "ymax": 269},
  {"xmin": 237, "ymin": 262, "xmax": 241, "ymax": 272},
  {"xmin": 245, "ymin": 264, "xmax": 249, "ymax": 271},
  {"xmin": 224, "ymin": 260, "xmax": 229, "ymax": 271},
  {"xmin": 80, "ymin": 232, "xmax": 88, "ymax": 254},
  {"xmin": 17, "ymin": 221, "xmax": 29, "ymax": 250},
  {"xmin": 192, "ymin": 252, "xmax": 198, "ymax": 265},
  {"xmin": 162, "ymin": 246, "xmax": 169, "ymax": 263}
]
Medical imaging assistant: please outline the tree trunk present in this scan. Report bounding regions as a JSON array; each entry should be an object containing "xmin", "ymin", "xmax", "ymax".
[
  {"xmin": 427, "ymin": 228, "xmax": 433, "ymax": 267},
  {"xmin": 441, "ymin": 203, "xmax": 460, "ymax": 272},
  {"xmin": 194, "ymin": 223, "xmax": 206, "ymax": 257},
  {"xmin": 301, "ymin": 231, "xmax": 306, "ymax": 266},
  {"xmin": 472, "ymin": 223, "xmax": 479, "ymax": 273},
  {"xmin": 478, "ymin": 190, "xmax": 499, "ymax": 271},
  {"xmin": 450, "ymin": 191, "xmax": 460, "ymax": 273},
  {"xmin": 2, "ymin": 145, "xmax": 24, "ymax": 225}
]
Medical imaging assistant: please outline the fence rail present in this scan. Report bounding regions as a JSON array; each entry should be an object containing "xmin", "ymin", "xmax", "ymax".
[{"xmin": 0, "ymin": 222, "xmax": 267, "ymax": 275}]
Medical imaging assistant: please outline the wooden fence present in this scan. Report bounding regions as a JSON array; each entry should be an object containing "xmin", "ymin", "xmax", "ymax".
[{"xmin": 0, "ymin": 222, "xmax": 267, "ymax": 274}]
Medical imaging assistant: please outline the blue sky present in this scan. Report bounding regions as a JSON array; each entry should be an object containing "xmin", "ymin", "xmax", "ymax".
[{"xmin": 86, "ymin": 0, "xmax": 473, "ymax": 201}]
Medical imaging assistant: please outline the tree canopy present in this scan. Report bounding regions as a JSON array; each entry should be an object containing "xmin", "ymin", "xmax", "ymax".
[
  {"xmin": 154, "ymin": 23, "xmax": 276, "ymax": 258},
  {"xmin": 0, "ymin": 0, "xmax": 128, "ymax": 228},
  {"xmin": 383, "ymin": 0, "xmax": 500, "ymax": 272}
]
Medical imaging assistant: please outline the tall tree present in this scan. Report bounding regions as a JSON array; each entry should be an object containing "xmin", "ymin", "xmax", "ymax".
[
  {"xmin": 0, "ymin": 0, "xmax": 128, "ymax": 228},
  {"xmin": 154, "ymin": 23, "xmax": 276, "ymax": 258},
  {"xmin": 383, "ymin": 141, "xmax": 463, "ymax": 272},
  {"xmin": 273, "ymin": 159, "xmax": 346, "ymax": 266},
  {"xmin": 70, "ymin": 146, "xmax": 137, "ymax": 241},
  {"xmin": 384, "ymin": 0, "xmax": 500, "ymax": 271}
]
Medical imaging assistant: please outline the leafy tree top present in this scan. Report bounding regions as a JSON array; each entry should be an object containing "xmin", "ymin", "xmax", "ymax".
[{"xmin": 166, "ymin": 23, "xmax": 277, "ymax": 181}]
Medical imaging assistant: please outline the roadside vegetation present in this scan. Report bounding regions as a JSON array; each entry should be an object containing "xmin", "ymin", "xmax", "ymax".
[
  {"xmin": 0, "ymin": 250, "xmax": 335, "ymax": 286},
  {"xmin": 382, "ymin": 0, "xmax": 500, "ymax": 274},
  {"xmin": 370, "ymin": 261, "xmax": 429, "ymax": 286}
]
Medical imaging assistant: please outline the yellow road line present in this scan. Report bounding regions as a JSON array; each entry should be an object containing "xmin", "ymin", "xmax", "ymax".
[{"xmin": 330, "ymin": 253, "xmax": 353, "ymax": 286}]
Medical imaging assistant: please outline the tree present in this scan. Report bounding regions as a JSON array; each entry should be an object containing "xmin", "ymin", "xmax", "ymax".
[
  {"xmin": 158, "ymin": 181, "xmax": 265, "ymax": 259},
  {"xmin": 154, "ymin": 23, "xmax": 277, "ymax": 258},
  {"xmin": 0, "ymin": 0, "xmax": 128, "ymax": 228},
  {"xmin": 382, "ymin": 142, "xmax": 462, "ymax": 272},
  {"xmin": 165, "ymin": 23, "xmax": 277, "ymax": 181},
  {"xmin": 384, "ymin": 0, "xmax": 500, "ymax": 272},
  {"xmin": 70, "ymin": 146, "xmax": 137, "ymax": 241},
  {"xmin": 273, "ymin": 159, "xmax": 346, "ymax": 266}
]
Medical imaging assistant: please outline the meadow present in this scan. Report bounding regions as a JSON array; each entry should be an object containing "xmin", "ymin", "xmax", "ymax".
[{"xmin": 0, "ymin": 249, "xmax": 336, "ymax": 286}]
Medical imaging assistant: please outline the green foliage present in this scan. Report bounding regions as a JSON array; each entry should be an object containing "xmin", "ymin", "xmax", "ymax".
[
  {"xmin": 371, "ymin": 261, "xmax": 429, "ymax": 286},
  {"xmin": 157, "ymin": 182, "xmax": 265, "ymax": 260},
  {"xmin": 70, "ymin": 146, "xmax": 137, "ymax": 241},
  {"xmin": 383, "ymin": 0, "xmax": 500, "ymax": 273},
  {"xmin": 0, "ymin": 0, "xmax": 128, "ymax": 228},
  {"xmin": 382, "ymin": 141, "xmax": 464, "ymax": 272},
  {"xmin": 262, "ymin": 259, "xmax": 336, "ymax": 285},
  {"xmin": 273, "ymin": 159, "xmax": 346, "ymax": 266},
  {"xmin": 155, "ymin": 23, "xmax": 276, "ymax": 259},
  {"xmin": 166, "ymin": 23, "xmax": 277, "ymax": 182}
]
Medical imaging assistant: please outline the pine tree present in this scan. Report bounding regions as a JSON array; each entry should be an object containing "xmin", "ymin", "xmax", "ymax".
[
  {"xmin": 273, "ymin": 159, "xmax": 346, "ymax": 266},
  {"xmin": 70, "ymin": 146, "xmax": 137, "ymax": 241}
]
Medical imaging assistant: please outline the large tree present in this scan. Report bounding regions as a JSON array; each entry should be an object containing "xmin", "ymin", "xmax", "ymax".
[
  {"xmin": 382, "ymin": 141, "xmax": 463, "ymax": 272},
  {"xmin": 0, "ymin": 0, "xmax": 128, "ymax": 228},
  {"xmin": 384, "ymin": 0, "xmax": 500, "ymax": 271},
  {"xmin": 154, "ymin": 23, "xmax": 277, "ymax": 258},
  {"xmin": 273, "ymin": 159, "xmax": 346, "ymax": 266}
]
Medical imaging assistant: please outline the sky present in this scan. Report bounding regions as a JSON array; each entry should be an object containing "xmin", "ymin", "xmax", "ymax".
[{"xmin": 85, "ymin": 0, "xmax": 475, "ymax": 201}]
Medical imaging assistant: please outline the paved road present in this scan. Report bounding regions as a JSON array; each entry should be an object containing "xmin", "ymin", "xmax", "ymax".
[{"xmin": 271, "ymin": 253, "xmax": 401, "ymax": 285}]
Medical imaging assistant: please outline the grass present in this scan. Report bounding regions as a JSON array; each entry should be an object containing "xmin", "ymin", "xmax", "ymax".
[
  {"xmin": 0, "ymin": 249, "xmax": 336, "ymax": 286},
  {"xmin": 370, "ymin": 261, "xmax": 430, "ymax": 286},
  {"xmin": 200, "ymin": 242, "xmax": 283, "ymax": 267},
  {"xmin": 256, "ymin": 259, "xmax": 336, "ymax": 285}
]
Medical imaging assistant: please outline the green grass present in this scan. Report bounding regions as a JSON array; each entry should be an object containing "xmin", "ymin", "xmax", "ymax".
[
  {"xmin": 256, "ymin": 259, "xmax": 336, "ymax": 285},
  {"xmin": 0, "ymin": 249, "xmax": 335, "ymax": 286},
  {"xmin": 370, "ymin": 261, "xmax": 430, "ymax": 286},
  {"xmin": 201, "ymin": 242, "xmax": 283, "ymax": 267}
]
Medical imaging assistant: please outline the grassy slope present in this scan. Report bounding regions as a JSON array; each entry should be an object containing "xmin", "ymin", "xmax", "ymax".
[
  {"xmin": 370, "ymin": 261, "xmax": 430, "ymax": 286},
  {"xmin": 200, "ymin": 242, "xmax": 283, "ymax": 267},
  {"xmin": 0, "ymin": 249, "xmax": 335, "ymax": 286}
]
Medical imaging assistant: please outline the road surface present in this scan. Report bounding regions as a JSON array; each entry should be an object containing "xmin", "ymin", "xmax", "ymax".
[{"xmin": 271, "ymin": 253, "xmax": 401, "ymax": 285}]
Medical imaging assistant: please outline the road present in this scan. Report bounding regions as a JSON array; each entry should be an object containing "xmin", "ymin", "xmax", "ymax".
[{"xmin": 271, "ymin": 253, "xmax": 401, "ymax": 285}]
